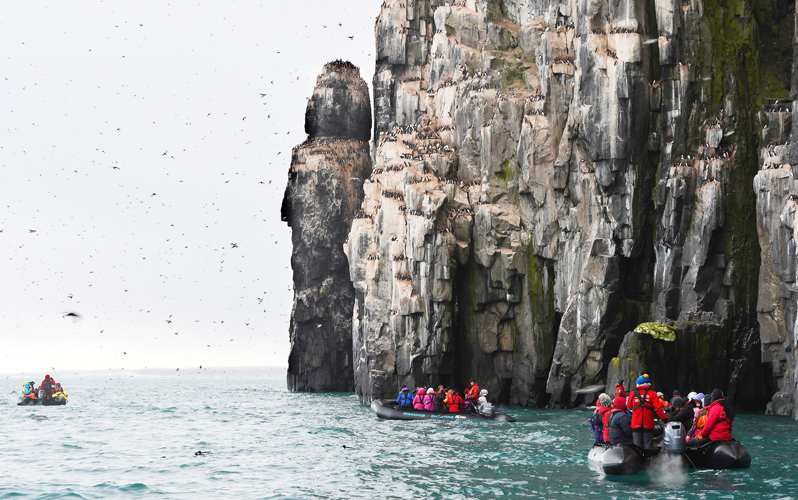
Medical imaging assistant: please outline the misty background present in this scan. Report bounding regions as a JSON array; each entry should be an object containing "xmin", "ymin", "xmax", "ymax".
[{"xmin": 0, "ymin": 0, "xmax": 378, "ymax": 374}]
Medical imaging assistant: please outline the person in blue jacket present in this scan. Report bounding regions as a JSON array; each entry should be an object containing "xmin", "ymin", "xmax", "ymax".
[
  {"xmin": 608, "ymin": 396, "xmax": 633, "ymax": 445},
  {"xmin": 396, "ymin": 387, "xmax": 413, "ymax": 407}
]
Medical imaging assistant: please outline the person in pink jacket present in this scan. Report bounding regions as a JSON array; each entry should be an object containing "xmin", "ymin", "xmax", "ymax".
[
  {"xmin": 412, "ymin": 387, "xmax": 426, "ymax": 410},
  {"xmin": 423, "ymin": 387, "xmax": 436, "ymax": 410}
]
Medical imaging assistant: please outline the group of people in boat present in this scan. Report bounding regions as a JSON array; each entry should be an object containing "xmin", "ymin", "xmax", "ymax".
[
  {"xmin": 396, "ymin": 379, "xmax": 494, "ymax": 416},
  {"xmin": 22, "ymin": 375, "xmax": 68, "ymax": 403},
  {"xmin": 591, "ymin": 374, "xmax": 734, "ymax": 450}
]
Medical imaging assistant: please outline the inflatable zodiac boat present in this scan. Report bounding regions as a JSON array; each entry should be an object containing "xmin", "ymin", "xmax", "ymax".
[
  {"xmin": 588, "ymin": 422, "xmax": 751, "ymax": 475},
  {"xmin": 17, "ymin": 396, "xmax": 67, "ymax": 406},
  {"xmin": 371, "ymin": 400, "xmax": 516, "ymax": 422}
]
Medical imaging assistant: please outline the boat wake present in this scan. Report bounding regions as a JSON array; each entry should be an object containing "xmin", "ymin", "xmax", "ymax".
[{"xmin": 649, "ymin": 452, "xmax": 688, "ymax": 486}]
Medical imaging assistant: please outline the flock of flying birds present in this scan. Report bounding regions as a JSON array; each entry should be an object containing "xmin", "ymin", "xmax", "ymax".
[{"xmin": 8, "ymin": 15, "xmax": 374, "ymax": 374}]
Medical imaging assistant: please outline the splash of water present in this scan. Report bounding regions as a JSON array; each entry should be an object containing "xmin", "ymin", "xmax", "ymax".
[{"xmin": 650, "ymin": 451, "xmax": 688, "ymax": 486}]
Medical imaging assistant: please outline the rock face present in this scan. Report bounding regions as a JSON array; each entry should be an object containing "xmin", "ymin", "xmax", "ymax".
[
  {"xmin": 339, "ymin": 0, "xmax": 796, "ymax": 411},
  {"xmin": 284, "ymin": 2, "xmax": 798, "ymax": 416},
  {"xmin": 283, "ymin": 61, "xmax": 372, "ymax": 392},
  {"xmin": 754, "ymin": 110, "xmax": 798, "ymax": 417},
  {"xmin": 752, "ymin": 1, "xmax": 798, "ymax": 419}
]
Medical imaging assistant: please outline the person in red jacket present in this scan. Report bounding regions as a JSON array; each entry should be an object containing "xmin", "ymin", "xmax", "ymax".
[
  {"xmin": 615, "ymin": 379, "xmax": 627, "ymax": 398},
  {"xmin": 465, "ymin": 379, "xmax": 481, "ymax": 405},
  {"xmin": 448, "ymin": 388, "xmax": 464, "ymax": 412},
  {"xmin": 626, "ymin": 374, "xmax": 668, "ymax": 450},
  {"xmin": 599, "ymin": 394, "xmax": 614, "ymax": 443},
  {"xmin": 38, "ymin": 375, "xmax": 54, "ymax": 401},
  {"xmin": 696, "ymin": 388, "xmax": 734, "ymax": 442}
]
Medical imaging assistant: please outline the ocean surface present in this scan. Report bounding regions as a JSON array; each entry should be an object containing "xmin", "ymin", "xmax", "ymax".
[{"xmin": 2, "ymin": 376, "xmax": 798, "ymax": 499}]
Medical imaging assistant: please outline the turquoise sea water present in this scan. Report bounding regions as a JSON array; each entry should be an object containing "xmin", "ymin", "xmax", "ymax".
[{"xmin": 2, "ymin": 377, "xmax": 798, "ymax": 499}]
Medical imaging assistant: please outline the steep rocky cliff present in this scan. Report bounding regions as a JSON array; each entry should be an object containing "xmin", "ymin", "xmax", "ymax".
[
  {"xmin": 340, "ymin": 0, "xmax": 796, "ymax": 412},
  {"xmin": 282, "ymin": 61, "xmax": 372, "ymax": 391},
  {"xmin": 754, "ymin": 107, "xmax": 798, "ymax": 416},
  {"xmin": 284, "ymin": 0, "xmax": 798, "ymax": 417}
]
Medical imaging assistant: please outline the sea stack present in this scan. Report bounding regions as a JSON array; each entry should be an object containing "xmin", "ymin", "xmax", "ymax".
[{"xmin": 282, "ymin": 60, "xmax": 372, "ymax": 391}]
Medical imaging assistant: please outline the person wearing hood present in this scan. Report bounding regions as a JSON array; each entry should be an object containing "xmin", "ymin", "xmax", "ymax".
[
  {"xmin": 626, "ymin": 374, "xmax": 668, "ymax": 450},
  {"xmin": 396, "ymin": 387, "xmax": 413, "ymax": 407},
  {"xmin": 22, "ymin": 381, "xmax": 37, "ymax": 400},
  {"xmin": 695, "ymin": 389, "xmax": 734, "ymax": 443},
  {"xmin": 412, "ymin": 387, "xmax": 427, "ymax": 410},
  {"xmin": 608, "ymin": 397, "xmax": 633, "ymax": 444},
  {"xmin": 38, "ymin": 375, "xmax": 54, "ymax": 401},
  {"xmin": 671, "ymin": 392, "xmax": 698, "ymax": 430},
  {"xmin": 688, "ymin": 394, "xmax": 712, "ymax": 440},
  {"xmin": 693, "ymin": 393, "xmax": 705, "ymax": 419},
  {"xmin": 423, "ymin": 387, "xmax": 436, "ymax": 411},
  {"xmin": 669, "ymin": 390, "xmax": 681, "ymax": 407}
]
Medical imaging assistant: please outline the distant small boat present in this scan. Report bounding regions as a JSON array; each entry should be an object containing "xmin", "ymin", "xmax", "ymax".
[
  {"xmin": 371, "ymin": 400, "xmax": 516, "ymax": 422},
  {"xmin": 17, "ymin": 397, "xmax": 67, "ymax": 406}
]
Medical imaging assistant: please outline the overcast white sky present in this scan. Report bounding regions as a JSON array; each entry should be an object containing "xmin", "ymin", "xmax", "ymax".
[{"xmin": 0, "ymin": 0, "xmax": 378, "ymax": 375}]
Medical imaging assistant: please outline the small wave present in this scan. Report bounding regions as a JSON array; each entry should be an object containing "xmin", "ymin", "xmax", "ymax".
[{"xmin": 119, "ymin": 483, "xmax": 150, "ymax": 492}]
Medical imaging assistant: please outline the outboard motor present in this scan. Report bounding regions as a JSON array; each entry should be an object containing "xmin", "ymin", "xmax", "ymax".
[{"xmin": 661, "ymin": 421, "xmax": 686, "ymax": 453}]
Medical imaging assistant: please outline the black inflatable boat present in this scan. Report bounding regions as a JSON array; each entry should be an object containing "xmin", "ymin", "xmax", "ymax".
[
  {"xmin": 17, "ymin": 397, "xmax": 67, "ymax": 406},
  {"xmin": 589, "ymin": 422, "xmax": 750, "ymax": 475},
  {"xmin": 683, "ymin": 440, "xmax": 751, "ymax": 469},
  {"xmin": 371, "ymin": 400, "xmax": 516, "ymax": 422}
]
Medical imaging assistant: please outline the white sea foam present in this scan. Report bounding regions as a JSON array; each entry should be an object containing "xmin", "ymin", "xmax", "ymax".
[{"xmin": 650, "ymin": 451, "xmax": 688, "ymax": 486}]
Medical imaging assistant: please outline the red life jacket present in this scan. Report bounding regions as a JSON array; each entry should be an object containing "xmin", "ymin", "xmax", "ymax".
[
  {"xmin": 601, "ymin": 408, "xmax": 612, "ymax": 442},
  {"xmin": 628, "ymin": 386, "xmax": 667, "ymax": 429}
]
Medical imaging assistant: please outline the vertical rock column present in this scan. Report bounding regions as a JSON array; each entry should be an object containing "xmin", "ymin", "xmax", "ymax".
[
  {"xmin": 752, "ymin": 0, "xmax": 798, "ymax": 418},
  {"xmin": 282, "ymin": 61, "xmax": 372, "ymax": 391}
]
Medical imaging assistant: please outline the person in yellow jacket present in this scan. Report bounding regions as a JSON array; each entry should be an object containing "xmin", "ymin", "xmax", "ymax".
[{"xmin": 52, "ymin": 382, "xmax": 68, "ymax": 401}]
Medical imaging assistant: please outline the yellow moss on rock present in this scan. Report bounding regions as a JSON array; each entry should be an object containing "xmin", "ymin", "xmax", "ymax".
[{"xmin": 633, "ymin": 322, "xmax": 680, "ymax": 342}]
